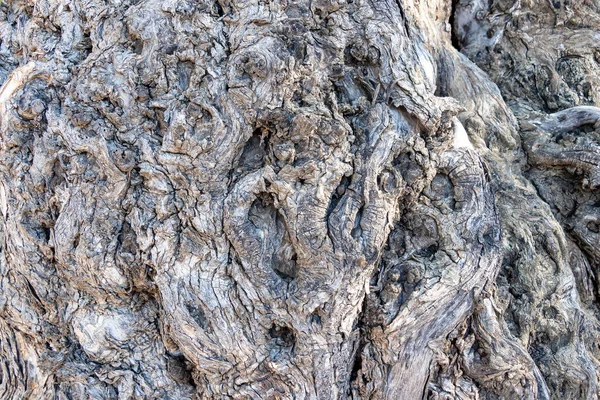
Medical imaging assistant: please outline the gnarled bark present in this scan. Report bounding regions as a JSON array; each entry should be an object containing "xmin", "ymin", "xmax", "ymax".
[{"xmin": 1, "ymin": 0, "xmax": 600, "ymax": 398}]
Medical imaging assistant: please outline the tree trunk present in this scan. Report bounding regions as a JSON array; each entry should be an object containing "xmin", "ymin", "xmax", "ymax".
[{"xmin": 1, "ymin": 0, "xmax": 599, "ymax": 398}]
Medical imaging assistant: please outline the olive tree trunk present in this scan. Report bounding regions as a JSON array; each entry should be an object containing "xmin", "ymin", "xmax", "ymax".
[{"xmin": 1, "ymin": 0, "xmax": 600, "ymax": 398}]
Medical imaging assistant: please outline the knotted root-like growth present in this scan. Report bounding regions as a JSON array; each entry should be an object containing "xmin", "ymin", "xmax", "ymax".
[{"xmin": 1, "ymin": 0, "xmax": 600, "ymax": 398}]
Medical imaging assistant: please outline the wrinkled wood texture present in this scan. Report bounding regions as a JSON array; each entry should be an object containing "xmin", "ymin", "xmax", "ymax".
[{"xmin": 1, "ymin": 0, "xmax": 599, "ymax": 398}]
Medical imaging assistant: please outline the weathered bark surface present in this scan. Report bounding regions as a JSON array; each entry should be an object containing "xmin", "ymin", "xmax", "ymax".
[{"xmin": 0, "ymin": 0, "xmax": 599, "ymax": 398}]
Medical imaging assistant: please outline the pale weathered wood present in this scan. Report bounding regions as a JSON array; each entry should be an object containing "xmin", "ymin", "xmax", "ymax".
[{"xmin": 0, "ymin": 0, "xmax": 599, "ymax": 398}]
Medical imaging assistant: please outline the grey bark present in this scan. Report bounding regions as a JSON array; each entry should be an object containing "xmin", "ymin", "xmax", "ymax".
[{"xmin": 0, "ymin": 0, "xmax": 599, "ymax": 399}]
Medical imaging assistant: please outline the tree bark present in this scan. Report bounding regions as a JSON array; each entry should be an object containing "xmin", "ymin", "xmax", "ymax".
[{"xmin": 1, "ymin": 0, "xmax": 599, "ymax": 398}]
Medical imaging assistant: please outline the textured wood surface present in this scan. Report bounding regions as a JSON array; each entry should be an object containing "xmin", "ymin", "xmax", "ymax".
[{"xmin": 0, "ymin": 0, "xmax": 599, "ymax": 398}]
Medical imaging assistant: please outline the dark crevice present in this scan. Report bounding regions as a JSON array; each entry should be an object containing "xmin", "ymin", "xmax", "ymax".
[
  {"xmin": 393, "ymin": 151, "xmax": 423, "ymax": 186},
  {"xmin": 79, "ymin": 31, "xmax": 93, "ymax": 61},
  {"xmin": 185, "ymin": 302, "xmax": 213, "ymax": 333},
  {"xmin": 310, "ymin": 308, "xmax": 323, "ymax": 326},
  {"xmin": 273, "ymin": 253, "xmax": 297, "ymax": 282},
  {"xmin": 214, "ymin": 1, "xmax": 225, "ymax": 17},
  {"xmin": 415, "ymin": 243, "xmax": 439, "ymax": 258},
  {"xmin": 132, "ymin": 39, "xmax": 143, "ymax": 55},
  {"xmin": 72, "ymin": 231, "xmax": 80, "ymax": 249},
  {"xmin": 269, "ymin": 324, "xmax": 295, "ymax": 348},
  {"xmin": 176, "ymin": 61, "xmax": 194, "ymax": 91},
  {"xmin": 326, "ymin": 175, "xmax": 352, "ymax": 221},
  {"xmin": 449, "ymin": 0, "xmax": 461, "ymax": 50},
  {"xmin": 166, "ymin": 354, "xmax": 195, "ymax": 385},
  {"xmin": 481, "ymin": 225, "xmax": 501, "ymax": 247},
  {"xmin": 394, "ymin": 0, "xmax": 411, "ymax": 38},
  {"xmin": 24, "ymin": 278, "xmax": 43, "ymax": 307},
  {"xmin": 421, "ymin": 368, "xmax": 432, "ymax": 400},
  {"xmin": 351, "ymin": 205, "xmax": 364, "ymax": 240},
  {"xmin": 238, "ymin": 129, "xmax": 268, "ymax": 174},
  {"xmin": 349, "ymin": 294, "xmax": 369, "ymax": 393}
]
